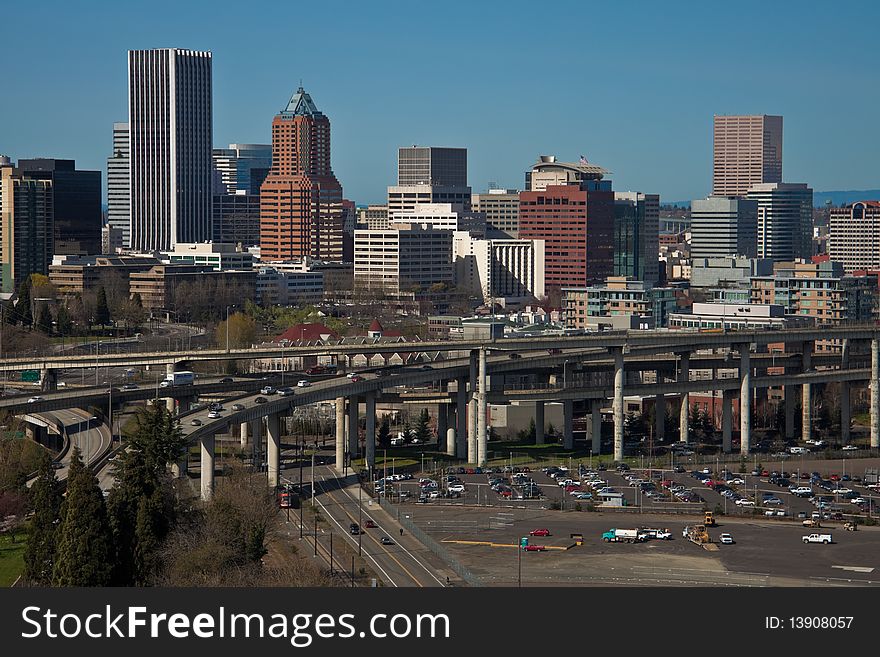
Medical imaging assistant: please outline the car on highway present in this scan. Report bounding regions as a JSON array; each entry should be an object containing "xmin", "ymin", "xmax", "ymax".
[
  {"xmin": 277, "ymin": 387, "xmax": 295, "ymax": 396},
  {"xmin": 190, "ymin": 419, "xmax": 202, "ymax": 426},
  {"xmin": 219, "ymin": 377, "xmax": 233, "ymax": 383},
  {"xmin": 209, "ymin": 402, "xmax": 223, "ymax": 411},
  {"xmin": 380, "ymin": 536, "xmax": 395, "ymax": 546},
  {"xmin": 296, "ymin": 380, "xmax": 311, "ymax": 387},
  {"xmin": 254, "ymin": 397, "xmax": 267, "ymax": 404},
  {"xmin": 207, "ymin": 410, "xmax": 221, "ymax": 419},
  {"xmin": 842, "ymin": 444, "xmax": 859, "ymax": 451},
  {"xmin": 719, "ymin": 533, "xmax": 735, "ymax": 545},
  {"xmin": 349, "ymin": 375, "xmax": 363, "ymax": 382},
  {"xmin": 121, "ymin": 383, "xmax": 139, "ymax": 390},
  {"xmin": 349, "ymin": 523, "xmax": 361, "ymax": 535},
  {"xmin": 419, "ymin": 364, "xmax": 433, "ymax": 370},
  {"xmin": 364, "ymin": 520, "xmax": 377, "ymax": 528},
  {"xmin": 529, "ymin": 529, "xmax": 551, "ymax": 537},
  {"xmin": 260, "ymin": 385, "xmax": 276, "ymax": 395},
  {"xmin": 374, "ymin": 369, "xmax": 387, "ymax": 378},
  {"xmin": 231, "ymin": 403, "xmax": 245, "ymax": 411},
  {"xmin": 27, "ymin": 396, "xmax": 43, "ymax": 403}
]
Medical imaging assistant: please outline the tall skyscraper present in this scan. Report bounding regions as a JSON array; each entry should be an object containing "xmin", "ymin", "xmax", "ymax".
[
  {"xmin": 747, "ymin": 182, "xmax": 813, "ymax": 262},
  {"xmin": 212, "ymin": 144, "xmax": 271, "ymax": 195},
  {"xmin": 16, "ymin": 159, "xmax": 101, "ymax": 256},
  {"xmin": 829, "ymin": 201, "xmax": 880, "ymax": 274},
  {"xmin": 518, "ymin": 156, "xmax": 614, "ymax": 289},
  {"xmin": 0, "ymin": 162, "xmax": 53, "ymax": 293},
  {"xmin": 713, "ymin": 115, "xmax": 783, "ymax": 197},
  {"xmin": 398, "ymin": 147, "xmax": 467, "ymax": 187},
  {"xmin": 260, "ymin": 87, "xmax": 344, "ymax": 261},
  {"xmin": 690, "ymin": 196, "xmax": 758, "ymax": 259},
  {"xmin": 613, "ymin": 191, "xmax": 660, "ymax": 287},
  {"xmin": 107, "ymin": 122, "xmax": 130, "ymax": 251},
  {"xmin": 128, "ymin": 48, "xmax": 213, "ymax": 252}
]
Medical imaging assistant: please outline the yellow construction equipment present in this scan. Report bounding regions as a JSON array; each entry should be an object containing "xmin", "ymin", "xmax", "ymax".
[
  {"xmin": 704, "ymin": 511, "xmax": 717, "ymax": 527},
  {"xmin": 686, "ymin": 524, "xmax": 719, "ymax": 551}
]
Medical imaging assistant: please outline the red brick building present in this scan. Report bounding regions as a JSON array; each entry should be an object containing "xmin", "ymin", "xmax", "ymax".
[
  {"xmin": 519, "ymin": 182, "xmax": 614, "ymax": 288},
  {"xmin": 260, "ymin": 87, "xmax": 344, "ymax": 261}
]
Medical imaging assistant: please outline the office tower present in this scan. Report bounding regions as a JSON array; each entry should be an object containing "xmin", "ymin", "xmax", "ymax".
[
  {"xmin": 390, "ymin": 203, "xmax": 485, "ymax": 233},
  {"xmin": 472, "ymin": 189, "xmax": 520, "ymax": 238},
  {"xmin": 690, "ymin": 196, "xmax": 758, "ymax": 259},
  {"xmin": 453, "ymin": 234, "xmax": 545, "ymax": 304},
  {"xmin": 128, "ymin": 48, "xmax": 213, "ymax": 252},
  {"xmin": 212, "ymin": 143, "xmax": 271, "ymax": 195},
  {"xmin": 0, "ymin": 163, "xmax": 53, "ymax": 293},
  {"xmin": 212, "ymin": 193, "xmax": 261, "ymax": 247},
  {"xmin": 17, "ymin": 159, "xmax": 101, "ymax": 255},
  {"xmin": 398, "ymin": 147, "xmax": 467, "ymax": 187},
  {"xmin": 829, "ymin": 201, "xmax": 880, "ymax": 274},
  {"xmin": 713, "ymin": 115, "xmax": 783, "ymax": 197},
  {"xmin": 746, "ymin": 183, "xmax": 812, "ymax": 261},
  {"xmin": 260, "ymin": 87, "xmax": 344, "ymax": 261},
  {"xmin": 107, "ymin": 122, "xmax": 130, "ymax": 250},
  {"xmin": 613, "ymin": 191, "xmax": 660, "ymax": 287},
  {"xmin": 354, "ymin": 226, "xmax": 453, "ymax": 295},
  {"xmin": 387, "ymin": 185, "xmax": 472, "ymax": 217},
  {"xmin": 518, "ymin": 156, "xmax": 614, "ymax": 289}
]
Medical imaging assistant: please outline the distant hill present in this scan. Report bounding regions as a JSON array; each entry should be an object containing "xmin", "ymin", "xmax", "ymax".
[{"xmin": 813, "ymin": 190, "xmax": 880, "ymax": 207}]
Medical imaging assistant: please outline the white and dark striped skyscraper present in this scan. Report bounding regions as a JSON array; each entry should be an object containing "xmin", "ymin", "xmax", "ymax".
[
  {"xmin": 128, "ymin": 48, "xmax": 213, "ymax": 251},
  {"xmin": 107, "ymin": 122, "xmax": 130, "ymax": 250}
]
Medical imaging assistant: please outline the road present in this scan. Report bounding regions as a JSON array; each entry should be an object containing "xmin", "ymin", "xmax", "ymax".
[{"xmin": 36, "ymin": 409, "xmax": 113, "ymax": 487}]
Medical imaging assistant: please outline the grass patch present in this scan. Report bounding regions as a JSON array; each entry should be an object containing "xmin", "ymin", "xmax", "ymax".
[{"xmin": 0, "ymin": 533, "xmax": 26, "ymax": 587}]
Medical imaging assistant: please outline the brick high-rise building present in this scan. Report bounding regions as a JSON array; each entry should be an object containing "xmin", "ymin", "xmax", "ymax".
[
  {"xmin": 518, "ymin": 156, "xmax": 614, "ymax": 290},
  {"xmin": 712, "ymin": 115, "xmax": 783, "ymax": 197},
  {"xmin": 260, "ymin": 87, "xmax": 344, "ymax": 261}
]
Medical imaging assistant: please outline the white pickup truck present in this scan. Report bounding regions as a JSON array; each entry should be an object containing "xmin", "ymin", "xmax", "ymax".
[{"xmin": 802, "ymin": 533, "xmax": 833, "ymax": 544}]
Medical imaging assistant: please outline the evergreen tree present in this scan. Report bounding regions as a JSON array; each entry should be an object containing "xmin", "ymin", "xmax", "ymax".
[
  {"xmin": 95, "ymin": 286, "xmax": 111, "ymax": 327},
  {"xmin": 414, "ymin": 409, "xmax": 431, "ymax": 443},
  {"xmin": 55, "ymin": 304, "xmax": 72, "ymax": 335},
  {"xmin": 377, "ymin": 416, "xmax": 391, "ymax": 448},
  {"xmin": 14, "ymin": 279, "xmax": 32, "ymax": 327},
  {"xmin": 23, "ymin": 453, "xmax": 63, "ymax": 584},
  {"xmin": 107, "ymin": 402, "xmax": 186, "ymax": 585},
  {"xmin": 131, "ymin": 292, "xmax": 143, "ymax": 308},
  {"xmin": 52, "ymin": 448, "xmax": 114, "ymax": 586},
  {"xmin": 36, "ymin": 304, "xmax": 53, "ymax": 334},
  {"xmin": 527, "ymin": 417, "xmax": 537, "ymax": 443}
]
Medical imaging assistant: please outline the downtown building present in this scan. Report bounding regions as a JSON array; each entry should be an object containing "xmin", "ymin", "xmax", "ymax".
[
  {"xmin": 613, "ymin": 191, "xmax": 660, "ymax": 288},
  {"xmin": 0, "ymin": 160, "xmax": 53, "ymax": 293},
  {"xmin": 746, "ymin": 182, "xmax": 813, "ymax": 262},
  {"xmin": 828, "ymin": 201, "xmax": 880, "ymax": 274},
  {"xmin": 518, "ymin": 156, "xmax": 614, "ymax": 289},
  {"xmin": 453, "ymin": 234, "xmax": 545, "ymax": 305},
  {"xmin": 128, "ymin": 48, "xmax": 213, "ymax": 251},
  {"xmin": 562, "ymin": 276, "xmax": 678, "ymax": 330},
  {"xmin": 471, "ymin": 188, "xmax": 520, "ymax": 238},
  {"xmin": 387, "ymin": 145, "xmax": 471, "ymax": 219},
  {"xmin": 690, "ymin": 196, "xmax": 758, "ymax": 259},
  {"xmin": 212, "ymin": 143, "xmax": 270, "ymax": 248},
  {"xmin": 260, "ymin": 87, "xmax": 344, "ymax": 261},
  {"xmin": 107, "ymin": 122, "xmax": 130, "ymax": 251},
  {"xmin": 712, "ymin": 114, "xmax": 783, "ymax": 197}
]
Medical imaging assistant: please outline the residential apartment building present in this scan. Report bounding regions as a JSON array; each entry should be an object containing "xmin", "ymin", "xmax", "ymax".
[
  {"xmin": 829, "ymin": 201, "xmax": 880, "ymax": 274},
  {"xmin": 471, "ymin": 189, "xmax": 520, "ymax": 238},
  {"xmin": 128, "ymin": 49, "xmax": 213, "ymax": 251},
  {"xmin": 613, "ymin": 191, "xmax": 660, "ymax": 287},
  {"xmin": 690, "ymin": 255, "xmax": 773, "ymax": 288},
  {"xmin": 747, "ymin": 182, "xmax": 813, "ymax": 262},
  {"xmin": 453, "ymin": 234, "xmax": 545, "ymax": 304},
  {"xmin": 260, "ymin": 87, "xmax": 344, "ymax": 261},
  {"xmin": 690, "ymin": 196, "xmax": 758, "ymax": 259},
  {"xmin": 562, "ymin": 277, "xmax": 677, "ymax": 330},
  {"xmin": 353, "ymin": 226, "xmax": 453, "ymax": 296},
  {"xmin": 712, "ymin": 114, "xmax": 783, "ymax": 197},
  {"xmin": 107, "ymin": 122, "xmax": 130, "ymax": 250},
  {"xmin": 0, "ymin": 163, "xmax": 53, "ymax": 293}
]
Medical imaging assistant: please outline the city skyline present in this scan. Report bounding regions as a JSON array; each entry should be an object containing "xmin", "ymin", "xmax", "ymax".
[{"xmin": 2, "ymin": 1, "xmax": 878, "ymax": 205}]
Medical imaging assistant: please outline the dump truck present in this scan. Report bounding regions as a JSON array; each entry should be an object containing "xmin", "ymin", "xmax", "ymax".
[{"xmin": 601, "ymin": 528, "xmax": 643, "ymax": 543}]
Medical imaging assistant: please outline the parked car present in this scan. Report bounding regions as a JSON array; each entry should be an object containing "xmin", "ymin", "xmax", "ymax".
[
  {"xmin": 719, "ymin": 533, "xmax": 735, "ymax": 545},
  {"xmin": 529, "ymin": 529, "xmax": 551, "ymax": 537},
  {"xmin": 842, "ymin": 445, "xmax": 859, "ymax": 451}
]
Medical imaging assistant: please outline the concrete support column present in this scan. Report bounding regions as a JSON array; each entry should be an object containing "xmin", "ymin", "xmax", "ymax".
[
  {"xmin": 784, "ymin": 385, "xmax": 796, "ymax": 440},
  {"xmin": 172, "ymin": 454, "xmax": 187, "ymax": 479},
  {"xmin": 477, "ymin": 347, "xmax": 488, "ymax": 466},
  {"xmin": 467, "ymin": 351, "xmax": 478, "ymax": 463},
  {"xmin": 802, "ymin": 343, "xmax": 812, "ymax": 444},
  {"xmin": 872, "ymin": 339, "xmax": 880, "ymax": 449},
  {"xmin": 654, "ymin": 394, "xmax": 666, "ymax": 442},
  {"xmin": 563, "ymin": 399, "xmax": 574, "ymax": 450},
  {"xmin": 613, "ymin": 349, "xmax": 625, "ymax": 461},
  {"xmin": 239, "ymin": 421, "xmax": 249, "ymax": 448},
  {"xmin": 250, "ymin": 419, "xmax": 263, "ymax": 466},
  {"xmin": 840, "ymin": 339, "xmax": 851, "ymax": 445},
  {"xmin": 739, "ymin": 347, "xmax": 751, "ymax": 455},
  {"xmin": 679, "ymin": 353, "xmax": 690, "ymax": 444},
  {"xmin": 445, "ymin": 405, "xmax": 456, "ymax": 456},
  {"xmin": 364, "ymin": 392, "xmax": 376, "ymax": 472},
  {"xmin": 721, "ymin": 390, "xmax": 733, "ymax": 454},
  {"xmin": 165, "ymin": 397, "xmax": 176, "ymax": 414},
  {"xmin": 40, "ymin": 368, "xmax": 58, "ymax": 392},
  {"xmin": 591, "ymin": 400, "xmax": 602, "ymax": 455},
  {"xmin": 436, "ymin": 404, "xmax": 447, "ymax": 450},
  {"xmin": 178, "ymin": 397, "xmax": 193, "ymax": 414},
  {"xmin": 266, "ymin": 413, "xmax": 281, "ymax": 488},
  {"xmin": 455, "ymin": 378, "xmax": 467, "ymax": 458},
  {"xmin": 535, "ymin": 401, "xmax": 545, "ymax": 445},
  {"xmin": 200, "ymin": 433, "xmax": 215, "ymax": 502},
  {"xmin": 335, "ymin": 397, "xmax": 345, "ymax": 471},
  {"xmin": 348, "ymin": 396, "xmax": 359, "ymax": 458}
]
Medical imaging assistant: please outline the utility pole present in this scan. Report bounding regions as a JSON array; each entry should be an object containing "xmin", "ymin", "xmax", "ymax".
[
  {"xmin": 314, "ymin": 515, "xmax": 318, "ymax": 556},
  {"xmin": 311, "ymin": 451, "xmax": 316, "ymax": 507}
]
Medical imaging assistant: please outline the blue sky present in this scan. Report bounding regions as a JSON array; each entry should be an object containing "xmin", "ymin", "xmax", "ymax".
[{"xmin": 2, "ymin": 0, "xmax": 878, "ymax": 203}]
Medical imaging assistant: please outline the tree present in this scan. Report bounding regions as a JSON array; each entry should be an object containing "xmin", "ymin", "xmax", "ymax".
[
  {"xmin": 413, "ymin": 409, "xmax": 432, "ymax": 444},
  {"xmin": 36, "ymin": 304, "xmax": 53, "ymax": 334},
  {"xmin": 13, "ymin": 278, "xmax": 32, "ymax": 327},
  {"xmin": 23, "ymin": 453, "xmax": 62, "ymax": 584},
  {"xmin": 377, "ymin": 416, "xmax": 391, "ymax": 448},
  {"xmin": 107, "ymin": 402, "xmax": 186, "ymax": 585},
  {"xmin": 55, "ymin": 303, "xmax": 72, "ymax": 335},
  {"xmin": 215, "ymin": 312, "xmax": 258, "ymax": 349},
  {"xmin": 95, "ymin": 286, "xmax": 111, "ymax": 327},
  {"xmin": 52, "ymin": 448, "xmax": 114, "ymax": 586}
]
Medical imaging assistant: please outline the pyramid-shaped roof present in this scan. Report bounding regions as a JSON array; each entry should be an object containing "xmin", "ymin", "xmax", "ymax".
[
  {"xmin": 368, "ymin": 318, "xmax": 384, "ymax": 332},
  {"xmin": 281, "ymin": 86, "xmax": 323, "ymax": 118}
]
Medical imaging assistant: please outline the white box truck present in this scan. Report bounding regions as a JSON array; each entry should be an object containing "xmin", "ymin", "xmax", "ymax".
[{"xmin": 160, "ymin": 371, "xmax": 195, "ymax": 388}]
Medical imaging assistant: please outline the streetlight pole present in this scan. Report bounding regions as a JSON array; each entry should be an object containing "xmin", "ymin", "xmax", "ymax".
[{"xmin": 358, "ymin": 483, "xmax": 363, "ymax": 556}]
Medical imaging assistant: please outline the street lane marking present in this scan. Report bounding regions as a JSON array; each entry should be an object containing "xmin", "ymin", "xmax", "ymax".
[{"xmin": 831, "ymin": 565, "xmax": 875, "ymax": 573}]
